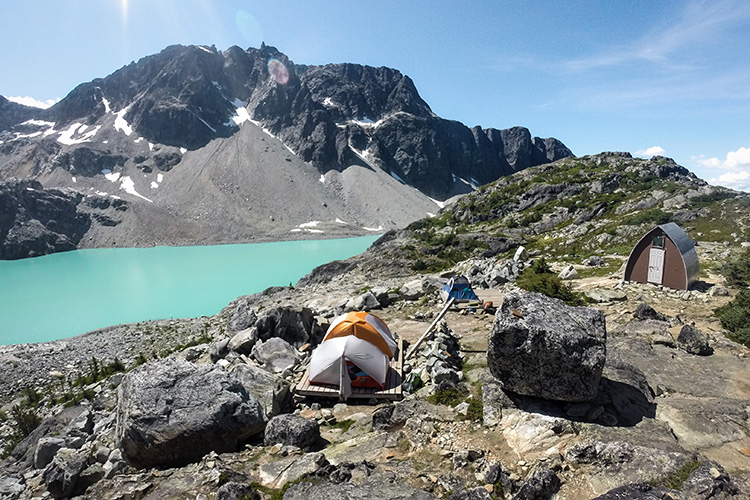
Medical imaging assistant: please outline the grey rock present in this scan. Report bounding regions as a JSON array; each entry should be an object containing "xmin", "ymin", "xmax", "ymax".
[
  {"xmin": 66, "ymin": 409, "xmax": 94, "ymax": 437},
  {"xmin": 210, "ymin": 337, "xmax": 231, "ymax": 362},
  {"xmin": 372, "ymin": 399, "xmax": 453, "ymax": 430},
  {"xmin": 677, "ymin": 324, "xmax": 713, "ymax": 356},
  {"xmin": 230, "ymin": 362, "xmax": 292, "ymax": 417},
  {"xmin": 95, "ymin": 445, "xmax": 111, "ymax": 464},
  {"xmin": 558, "ymin": 264, "xmax": 579, "ymax": 280},
  {"xmin": 400, "ymin": 279, "xmax": 427, "ymax": 300},
  {"xmin": 34, "ymin": 437, "xmax": 66, "ymax": 469},
  {"xmin": 450, "ymin": 487, "xmax": 493, "ymax": 500},
  {"xmin": 226, "ymin": 297, "xmax": 258, "ymax": 333},
  {"xmin": 251, "ymin": 337, "xmax": 300, "ymax": 373},
  {"xmin": 431, "ymin": 364, "xmax": 459, "ymax": 386},
  {"xmin": 263, "ymin": 414, "xmax": 320, "ymax": 450},
  {"xmin": 511, "ymin": 468, "xmax": 561, "ymax": 500},
  {"xmin": 681, "ymin": 461, "xmax": 740, "ymax": 499},
  {"xmin": 633, "ymin": 303, "xmax": 669, "ymax": 322},
  {"xmin": 216, "ymin": 481, "xmax": 261, "ymax": 500},
  {"xmin": 585, "ymin": 288, "xmax": 627, "ymax": 303},
  {"xmin": 77, "ymin": 463, "xmax": 106, "ymax": 494},
  {"xmin": 227, "ymin": 327, "xmax": 259, "ymax": 355},
  {"xmin": 9, "ymin": 405, "xmax": 88, "ymax": 470},
  {"xmin": 591, "ymin": 483, "xmax": 672, "ymax": 499},
  {"xmin": 42, "ymin": 447, "xmax": 89, "ymax": 499},
  {"xmin": 258, "ymin": 451, "xmax": 328, "ymax": 490},
  {"xmin": 565, "ymin": 440, "xmax": 635, "ymax": 466},
  {"xmin": 254, "ymin": 306, "xmax": 317, "ymax": 347},
  {"xmin": 282, "ymin": 473, "xmax": 437, "ymax": 499},
  {"xmin": 0, "ymin": 475, "xmax": 25, "ymax": 499},
  {"xmin": 346, "ymin": 291, "xmax": 381, "ymax": 311},
  {"xmin": 583, "ymin": 256, "xmax": 606, "ymax": 267},
  {"xmin": 709, "ymin": 286, "xmax": 730, "ymax": 297},
  {"xmin": 116, "ymin": 357, "xmax": 267, "ymax": 469},
  {"xmin": 369, "ymin": 286, "xmax": 391, "ymax": 307},
  {"xmin": 487, "ymin": 289, "xmax": 607, "ymax": 402}
]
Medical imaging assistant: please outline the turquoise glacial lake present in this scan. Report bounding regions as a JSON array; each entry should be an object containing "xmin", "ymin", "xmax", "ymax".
[{"xmin": 0, "ymin": 236, "xmax": 378, "ymax": 346}]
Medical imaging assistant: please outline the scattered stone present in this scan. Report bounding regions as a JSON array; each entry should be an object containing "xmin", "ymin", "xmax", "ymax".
[
  {"xmin": 585, "ymin": 289, "xmax": 627, "ymax": 303},
  {"xmin": 632, "ymin": 303, "xmax": 669, "ymax": 322},
  {"xmin": 264, "ymin": 414, "xmax": 320, "ymax": 450},
  {"xmin": 511, "ymin": 468, "xmax": 561, "ymax": 500},
  {"xmin": 583, "ymin": 256, "xmax": 606, "ymax": 267},
  {"xmin": 216, "ymin": 481, "xmax": 261, "ymax": 500},
  {"xmin": 558, "ymin": 265, "xmax": 579, "ymax": 280},
  {"xmin": 677, "ymin": 324, "xmax": 713, "ymax": 356}
]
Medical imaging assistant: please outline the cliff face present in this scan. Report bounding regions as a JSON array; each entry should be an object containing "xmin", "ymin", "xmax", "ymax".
[{"xmin": 0, "ymin": 44, "xmax": 571, "ymax": 258}]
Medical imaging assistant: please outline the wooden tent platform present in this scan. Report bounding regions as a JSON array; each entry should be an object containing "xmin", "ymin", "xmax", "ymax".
[{"xmin": 294, "ymin": 338, "xmax": 403, "ymax": 401}]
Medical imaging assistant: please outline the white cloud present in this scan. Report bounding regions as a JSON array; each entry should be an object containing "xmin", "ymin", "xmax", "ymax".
[
  {"xmin": 702, "ymin": 146, "xmax": 750, "ymax": 191},
  {"xmin": 698, "ymin": 146, "xmax": 750, "ymax": 170},
  {"xmin": 709, "ymin": 170, "xmax": 750, "ymax": 191},
  {"xmin": 635, "ymin": 146, "xmax": 666, "ymax": 157},
  {"xmin": 6, "ymin": 96, "xmax": 61, "ymax": 109}
]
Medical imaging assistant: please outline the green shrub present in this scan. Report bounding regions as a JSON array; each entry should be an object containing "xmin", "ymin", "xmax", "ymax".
[
  {"xmin": 516, "ymin": 258, "xmax": 584, "ymax": 306},
  {"xmin": 332, "ymin": 419, "xmax": 356, "ymax": 433},
  {"xmin": 715, "ymin": 289, "xmax": 750, "ymax": 347},
  {"xmin": 464, "ymin": 398, "xmax": 484, "ymax": 421},
  {"xmin": 427, "ymin": 386, "xmax": 466, "ymax": 407},
  {"xmin": 720, "ymin": 248, "xmax": 750, "ymax": 287},
  {"xmin": 648, "ymin": 460, "xmax": 701, "ymax": 489}
]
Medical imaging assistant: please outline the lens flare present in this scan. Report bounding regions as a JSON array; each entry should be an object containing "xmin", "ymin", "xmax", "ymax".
[{"xmin": 267, "ymin": 58, "xmax": 290, "ymax": 85}]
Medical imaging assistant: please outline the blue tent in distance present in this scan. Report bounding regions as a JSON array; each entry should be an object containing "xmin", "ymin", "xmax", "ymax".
[{"xmin": 439, "ymin": 275, "xmax": 480, "ymax": 304}]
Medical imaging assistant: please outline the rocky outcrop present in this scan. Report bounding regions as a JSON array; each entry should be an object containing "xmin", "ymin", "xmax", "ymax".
[
  {"xmin": 115, "ymin": 358, "xmax": 267, "ymax": 469},
  {"xmin": 487, "ymin": 289, "xmax": 607, "ymax": 402},
  {"xmin": 0, "ymin": 179, "xmax": 89, "ymax": 259}
]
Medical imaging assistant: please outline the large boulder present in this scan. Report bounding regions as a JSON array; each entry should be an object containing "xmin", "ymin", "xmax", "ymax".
[
  {"xmin": 487, "ymin": 289, "xmax": 607, "ymax": 402},
  {"xmin": 116, "ymin": 357, "xmax": 267, "ymax": 469}
]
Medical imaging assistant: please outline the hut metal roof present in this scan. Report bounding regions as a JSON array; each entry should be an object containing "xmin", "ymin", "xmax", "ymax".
[{"xmin": 658, "ymin": 222, "xmax": 700, "ymax": 284}]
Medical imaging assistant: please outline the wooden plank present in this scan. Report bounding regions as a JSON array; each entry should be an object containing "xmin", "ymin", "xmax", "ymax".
[
  {"xmin": 405, "ymin": 297, "xmax": 454, "ymax": 359},
  {"xmin": 295, "ymin": 338, "xmax": 403, "ymax": 400}
]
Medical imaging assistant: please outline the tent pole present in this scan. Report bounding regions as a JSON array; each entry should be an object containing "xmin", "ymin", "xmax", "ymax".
[{"xmin": 405, "ymin": 296, "xmax": 455, "ymax": 359}]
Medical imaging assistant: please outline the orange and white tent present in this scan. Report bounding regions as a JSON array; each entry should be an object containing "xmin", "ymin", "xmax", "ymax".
[{"xmin": 308, "ymin": 311, "xmax": 398, "ymax": 399}]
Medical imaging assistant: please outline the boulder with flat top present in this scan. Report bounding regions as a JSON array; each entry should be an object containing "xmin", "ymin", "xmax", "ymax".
[{"xmin": 487, "ymin": 289, "xmax": 607, "ymax": 402}]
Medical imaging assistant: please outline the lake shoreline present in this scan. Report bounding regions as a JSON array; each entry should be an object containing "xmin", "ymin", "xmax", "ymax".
[{"xmin": 0, "ymin": 235, "xmax": 379, "ymax": 346}]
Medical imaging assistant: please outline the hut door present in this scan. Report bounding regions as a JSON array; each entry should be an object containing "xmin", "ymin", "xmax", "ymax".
[{"xmin": 647, "ymin": 248, "xmax": 665, "ymax": 284}]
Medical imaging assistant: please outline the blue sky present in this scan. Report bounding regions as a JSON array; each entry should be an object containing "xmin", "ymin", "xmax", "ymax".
[{"xmin": 2, "ymin": 0, "xmax": 749, "ymax": 189}]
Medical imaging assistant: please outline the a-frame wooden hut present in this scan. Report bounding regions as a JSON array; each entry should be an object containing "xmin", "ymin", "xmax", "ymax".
[{"xmin": 623, "ymin": 222, "xmax": 699, "ymax": 290}]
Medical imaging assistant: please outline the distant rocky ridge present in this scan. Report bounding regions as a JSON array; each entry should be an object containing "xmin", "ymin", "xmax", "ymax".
[{"xmin": 0, "ymin": 43, "xmax": 571, "ymax": 259}]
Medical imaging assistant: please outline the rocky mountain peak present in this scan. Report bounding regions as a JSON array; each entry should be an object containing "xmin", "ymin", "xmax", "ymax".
[{"xmin": 0, "ymin": 43, "xmax": 573, "ymax": 258}]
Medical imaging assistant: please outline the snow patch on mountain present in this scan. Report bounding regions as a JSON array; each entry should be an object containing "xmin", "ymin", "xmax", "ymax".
[
  {"xmin": 114, "ymin": 107, "xmax": 133, "ymax": 136},
  {"xmin": 58, "ymin": 123, "xmax": 102, "ymax": 146}
]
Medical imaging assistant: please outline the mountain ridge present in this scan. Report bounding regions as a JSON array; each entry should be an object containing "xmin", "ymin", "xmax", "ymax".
[{"xmin": 0, "ymin": 43, "xmax": 571, "ymax": 259}]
